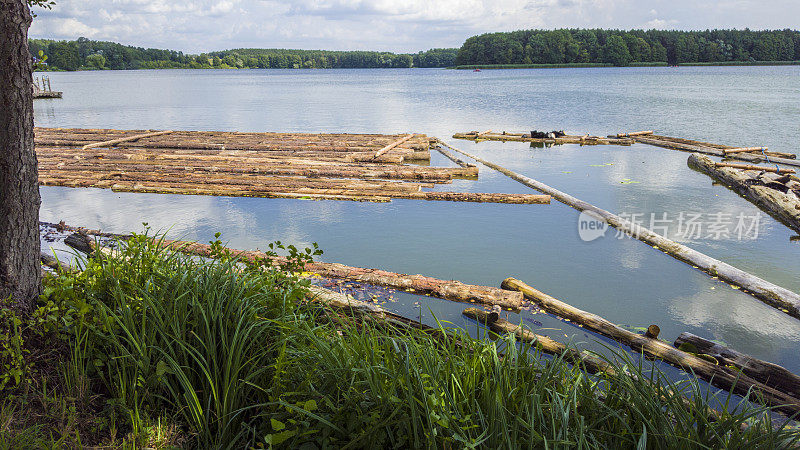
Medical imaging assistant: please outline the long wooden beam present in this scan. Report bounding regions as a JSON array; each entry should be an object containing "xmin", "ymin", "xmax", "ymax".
[
  {"xmin": 82, "ymin": 130, "xmax": 174, "ymax": 150},
  {"xmin": 374, "ymin": 134, "xmax": 415, "ymax": 158}
]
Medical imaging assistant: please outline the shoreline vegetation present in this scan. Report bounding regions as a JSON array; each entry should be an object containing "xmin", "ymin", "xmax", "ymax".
[
  {"xmin": 28, "ymin": 38, "xmax": 458, "ymax": 71},
  {"xmin": 30, "ymin": 29, "xmax": 800, "ymax": 72},
  {"xmin": 3, "ymin": 231, "xmax": 799, "ymax": 447},
  {"xmin": 455, "ymin": 60, "xmax": 799, "ymax": 70}
]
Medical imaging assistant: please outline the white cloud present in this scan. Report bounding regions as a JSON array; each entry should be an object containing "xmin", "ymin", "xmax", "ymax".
[
  {"xmin": 28, "ymin": 0, "xmax": 800, "ymax": 54},
  {"xmin": 644, "ymin": 18, "xmax": 678, "ymax": 29}
]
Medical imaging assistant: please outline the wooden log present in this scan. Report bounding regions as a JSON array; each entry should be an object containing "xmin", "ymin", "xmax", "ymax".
[
  {"xmin": 438, "ymin": 140, "xmax": 800, "ymax": 319},
  {"xmin": 689, "ymin": 153, "xmax": 800, "ymax": 234},
  {"xmin": 156, "ymin": 239, "xmax": 524, "ymax": 309},
  {"xmin": 81, "ymin": 130, "xmax": 174, "ymax": 150},
  {"xmin": 500, "ymin": 277, "xmax": 800, "ymax": 415},
  {"xmin": 723, "ymin": 147, "xmax": 768, "ymax": 154},
  {"xmin": 374, "ymin": 134, "xmax": 415, "ymax": 158},
  {"xmin": 394, "ymin": 191, "xmax": 550, "ymax": 204},
  {"xmin": 40, "ymin": 252, "xmax": 77, "ymax": 273},
  {"xmin": 616, "ymin": 131, "xmax": 654, "ymax": 138},
  {"xmin": 674, "ymin": 332, "xmax": 800, "ymax": 399},
  {"xmin": 713, "ymin": 162, "xmax": 795, "ymax": 174},
  {"xmin": 463, "ymin": 307, "xmax": 613, "ymax": 375},
  {"xmin": 476, "ymin": 130, "xmax": 493, "ymax": 137}
]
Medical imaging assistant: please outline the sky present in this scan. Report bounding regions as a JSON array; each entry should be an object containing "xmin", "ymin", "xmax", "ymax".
[{"xmin": 29, "ymin": 0, "xmax": 799, "ymax": 54}]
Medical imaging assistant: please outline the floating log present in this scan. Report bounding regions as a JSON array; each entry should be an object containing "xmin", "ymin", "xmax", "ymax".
[
  {"xmin": 713, "ymin": 162, "xmax": 795, "ymax": 174},
  {"xmin": 438, "ymin": 140, "xmax": 800, "ymax": 319},
  {"xmin": 82, "ymin": 130, "xmax": 174, "ymax": 150},
  {"xmin": 724, "ymin": 147, "xmax": 768, "ymax": 154},
  {"xmin": 477, "ymin": 130, "xmax": 493, "ymax": 137},
  {"xmin": 463, "ymin": 307, "xmax": 612, "ymax": 375},
  {"xmin": 40, "ymin": 252, "xmax": 77, "ymax": 273},
  {"xmin": 689, "ymin": 153, "xmax": 800, "ymax": 234},
  {"xmin": 616, "ymin": 131, "xmax": 653, "ymax": 138},
  {"xmin": 501, "ymin": 277, "xmax": 800, "ymax": 416},
  {"xmin": 374, "ymin": 134, "xmax": 415, "ymax": 158},
  {"xmin": 632, "ymin": 134, "xmax": 800, "ymax": 169},
  {"xmin": 674, "ymin": 332, "xmax": 800, "ymax": 399}
]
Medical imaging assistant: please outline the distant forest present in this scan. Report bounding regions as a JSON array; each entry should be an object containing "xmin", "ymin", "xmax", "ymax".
[
  {"xmin": 455, "ymin": 29, "xmax": 800, "ymax": 66},
  {"xmin": 28, "ymin": 38, "xmax": 458, "ymax": 70},
  {"xmin": 29, "ymin": 29, "xmax": 800, "ymax": 71}
]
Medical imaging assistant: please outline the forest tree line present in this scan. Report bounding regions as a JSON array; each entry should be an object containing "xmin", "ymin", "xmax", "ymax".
[
  {"xmin": 28, "ymin": 37, "xmax": 458, "ymax": 70},
  {"xmin": 455, "ymin": 29, "xmax": 800, "ymax": 66}
]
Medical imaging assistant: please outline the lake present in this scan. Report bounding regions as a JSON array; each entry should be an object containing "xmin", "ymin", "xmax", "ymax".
[{"xmin": 34, "ymin": 66, "xmax": 800, "ymax": 373}]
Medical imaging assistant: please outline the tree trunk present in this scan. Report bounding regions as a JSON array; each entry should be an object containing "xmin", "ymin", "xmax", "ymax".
[{"xmin": 0, "ymin": 0, "xmax": 41, "ymax": 313}]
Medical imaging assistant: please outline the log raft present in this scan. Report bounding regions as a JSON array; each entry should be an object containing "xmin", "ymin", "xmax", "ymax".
[
  {"xmin": 35, "ymin": 127, "xmax": 550, "ymax": 205},
  {"xmin": 438, "ymin": 140, "xmax": 800, "ymax": 320},
  {"xmin": 688, "ymin": 153, "xmax": 800, "ymax": 234},
  {"xmin": 454, "ymin": 131, "xmax": 634, "ymax": 146},
  {"xmin": 501, "ymin": 277, "xmax": 800, "ymax": 416}
]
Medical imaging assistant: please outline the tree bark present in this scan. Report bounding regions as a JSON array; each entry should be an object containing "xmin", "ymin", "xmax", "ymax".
[{"xmin": 0, "ymin": 0, "xmax": 41, "ymax": 313}]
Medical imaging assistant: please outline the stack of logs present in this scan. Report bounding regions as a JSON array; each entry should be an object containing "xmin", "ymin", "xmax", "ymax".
[{"xmin": 34, "ymin": 128, "xmax": 549, "ymax": 204}]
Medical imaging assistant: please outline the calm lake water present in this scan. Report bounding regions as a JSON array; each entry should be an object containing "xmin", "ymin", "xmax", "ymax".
[{"xmin": 35, "ymin": 67, "xmax": 800, "ymax": 373}]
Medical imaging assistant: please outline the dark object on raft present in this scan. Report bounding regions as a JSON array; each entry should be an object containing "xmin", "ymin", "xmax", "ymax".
[{"xmin": 530, "ymin": 130, "xmax": 566, "ymax": 139}]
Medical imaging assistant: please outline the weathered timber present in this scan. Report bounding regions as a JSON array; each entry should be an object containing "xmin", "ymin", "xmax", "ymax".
[
  {"xmin": 82, "ymin": 130, "xmax": 174, "ymax": 150},
  {"xmin": 724, "ymin": 147, "xmax": 768, "ymax": 154},
  {"xmin": 713, "ymin": 162, "xmax": 795, "ymax": 174},
  {"xmin": 32, "ymin": 91, "xmax": 62, "ymax": 99},
  {"xmin": 374, "ymin": 134, "xmax": 415, "ymax": 158},
  {"xmin": 454, "ymin": 132, "xmax": 634, "ymax": 146},
  {"xmin": 674, "ymin": 332, "xmax": 800, "ymax": 399},
  {"xmin": 616, "ymin": 131, "xmax": 653, "ymax": 138},
  {"xmin": 157, "ymin": 239, "xmax": 524, "ymax": 309},
  {"xmin": 688, "ymin": 153, "xmax": 800, "ymax": 234},
  {"xmin": 439, "ymin": 140, "xmax": 800, "ymax": 319},
  {"xmin": 463, "ymin": 307, "xmax": 613, "ymax": 375},
  {"xmin": 36, "ymin": 158, "xmax": 461, "ymax": 183},
  {"xmin": 633, "ymin": 134, "xmax": 800, "ymax": 169},
  {"xmin": 501, "ymin": 277, "xmax": 800, "ymax": 416},
  {"xmin": 40, "ymin": 252, "xmax": 76, "ymax": 273}
]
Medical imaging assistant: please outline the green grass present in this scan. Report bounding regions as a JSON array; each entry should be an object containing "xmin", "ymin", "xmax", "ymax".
[{"xmin": 1, "ymin": 232, "xmax": 799, "ymax": 447}]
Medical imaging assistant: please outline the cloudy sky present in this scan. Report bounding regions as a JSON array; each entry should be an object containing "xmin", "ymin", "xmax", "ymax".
[{"xmin": 29, "ymin": 0, "xmax": 798, "ymax": 54}]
